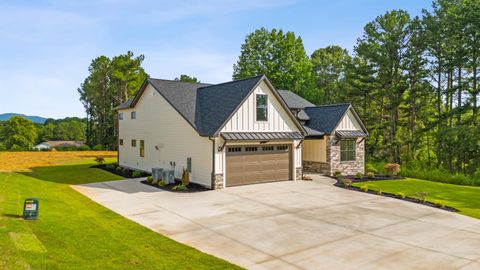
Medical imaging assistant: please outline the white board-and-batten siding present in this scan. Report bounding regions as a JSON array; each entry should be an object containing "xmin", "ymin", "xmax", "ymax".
[
  {"xmin": 216, "ymin": 81, "xmax": 303, "ymax": 178},
  {"xmin": 221, "ymin": 81, "xmax": 298, "ymax": 133},
  {"xmin": 336, "ymin": 110, "xmax": 363, "ymax": 131},
  {"xmin": 117, "ymin": 84, "xmax": 212, "ymax": 187}
]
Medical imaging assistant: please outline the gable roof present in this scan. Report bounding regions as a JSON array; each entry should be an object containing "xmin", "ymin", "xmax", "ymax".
[
  {"xmin": 195, "ymin": 75, "xmax": 265, "ymax": 136},
  {"xmin": 278, "ymin": 90, "xmax": 315, "ymax": 109},
  {"xmin": 115, "ymin": 75, "xmax": 305, "ymax": 137},
  {"xmin": 303, "ymin": 103, "xmax": 353, "ymax": 134}
]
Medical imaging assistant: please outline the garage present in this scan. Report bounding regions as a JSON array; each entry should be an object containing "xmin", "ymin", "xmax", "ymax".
[{"xmin": 226, "ymin": 144, "xmax": 291, "ymax": 187}]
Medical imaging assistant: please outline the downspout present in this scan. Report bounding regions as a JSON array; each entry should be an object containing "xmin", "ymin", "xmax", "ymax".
[{"xmin": 208, "ymin": 137, "xmax": 215, "ymax": 189}]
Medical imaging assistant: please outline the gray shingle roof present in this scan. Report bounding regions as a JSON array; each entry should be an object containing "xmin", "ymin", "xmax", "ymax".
[
  {"xmin": 114, "ymin": 100, "xmax": 132, "ymax": 110},
  {"xmin": 195, "ymin": 75, "xmax": 265, "ymax": 135},
  {"xmin": 116, "ymin": 75, "xmax": 290, "ymax": 137},
  {"xmin": 278, "ymin": 90, "xmax": 314, "ymax": 109},
  {"xmin": 303, "ymin": 104, "xmax": 351, "ymax": 134},
  {"xmin": 148, "ymin": 79, "xmax": 212, "ymax": 129}
]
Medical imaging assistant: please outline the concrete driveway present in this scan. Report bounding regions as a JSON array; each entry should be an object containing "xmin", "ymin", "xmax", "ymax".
[{"xmin": 73, "ymin": 175, "xmax": 480, "ymax": 270}]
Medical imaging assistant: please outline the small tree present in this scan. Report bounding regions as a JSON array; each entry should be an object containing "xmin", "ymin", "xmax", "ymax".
[
  {"xmin": 3, "ymin": 116, "xmax": 37, "ymax": 150},
  {"xmin": 384, "ymin": 163, "xmax": 401, "ymax": 176}
]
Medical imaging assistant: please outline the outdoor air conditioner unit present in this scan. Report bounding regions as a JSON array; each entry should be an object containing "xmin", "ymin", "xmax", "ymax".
[
  {"xmin": 152, "ymin": 167, "xmax": 163, "ymax": 180},
  {"xmin": 162, "ymin": 169, "xmax": 175, "ymax": 184}
]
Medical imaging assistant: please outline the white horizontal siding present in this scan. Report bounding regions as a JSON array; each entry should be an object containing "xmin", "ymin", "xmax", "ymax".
[{"xmin": 118, "ymin": 84, "xmax": 212, "ymax": 187}]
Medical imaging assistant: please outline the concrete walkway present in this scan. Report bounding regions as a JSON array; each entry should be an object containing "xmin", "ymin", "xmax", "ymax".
[{"xmin": 73, "ymin": 174, "xmax": 480, "ymax": 270}]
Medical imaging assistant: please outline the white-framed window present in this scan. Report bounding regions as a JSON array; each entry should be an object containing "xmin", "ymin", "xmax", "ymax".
[
  {"xmin": 118, "ymin": 112, "xmax": 124, "ymax": 120},
  {"xmin": 340, "ymin": 140, "xmax": 356, "ymax": 161},
  {"xmin": 131, "ymin": 111, "xmax": 136, "ymax": 119},
  {"xmin": 256, "ymin": 94, "xmax": 268, "ymax": 121},
  {"xmin": 131, "ymin": 139, "xmax": 136, "ymax": 147}
]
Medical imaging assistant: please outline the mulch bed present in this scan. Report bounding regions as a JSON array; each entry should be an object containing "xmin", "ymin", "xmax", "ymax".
[
  {"xmin": 334, "ymin": 178, "xmax": 459, "ymax": 213},
  {"xmin": 141, "ymin": 179, "xmax": 210, "ymax": 193},
  {"xmin": 344, "ymin": 175, "xmax": 404, "ymax": 182},
  {"xmin": 93, "ymin": 164, "xmax": 150, "ymax": 178}
]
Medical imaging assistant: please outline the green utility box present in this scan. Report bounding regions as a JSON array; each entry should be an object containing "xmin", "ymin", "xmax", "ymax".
[{"xmin": 23, "ymin": 198, "xmax": 39, "ymax": 220}]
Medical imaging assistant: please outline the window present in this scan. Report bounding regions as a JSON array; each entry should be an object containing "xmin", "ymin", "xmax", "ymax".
[
  {"xmin": 227, "ymin": 147, "xmax": 242, "ymax": 153},
  {"xmin": 119, "ymin": 139, "xmax": 123, "ymax": 146},
  {"xmin": 140, "ymin": 140, "xmax": 145, "ymax": 157},
  {"xmin": 277, "ymin": 145, "xmax": 288, "ymax": 151},
  {"xmin": 131, "ymin": 111, "xmax": 136, "ymax": 119},
  {"xmin": 131, "ymin": 139, "xmax": 136, "ymax": 147},
  {"xmin": 245, "ymin": 146, "xmax": 258, "ymax": 152},
  {"xmin": 262, "ymin": 146, "xmax": 274, "ymax": 151},
  {"xmin": 340, "ymin": 140, "xmax": 356, "ymax": 161},
  {"xmin": 256, "ymin": 94, "xmax": 268, "ymax": 121},
  {"xmin": 118, "ymin": 113, "xmax": 124, "ymax": 120}
]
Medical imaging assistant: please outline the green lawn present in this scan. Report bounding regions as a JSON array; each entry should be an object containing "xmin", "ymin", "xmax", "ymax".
[
  {"xmin": 353, "ymin": 178, "xmax": 480, "ymax": 219},
  {"xmin": 0, "ymin": 162, "xmax": 241, "ymax": 270}
]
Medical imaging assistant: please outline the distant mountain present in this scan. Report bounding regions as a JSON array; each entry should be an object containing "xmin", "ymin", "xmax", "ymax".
[{"xmin": 0, "ymin": 113, "xmax": 49, "ymax": 123}]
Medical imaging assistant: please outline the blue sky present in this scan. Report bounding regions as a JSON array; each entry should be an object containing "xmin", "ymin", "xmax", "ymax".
[{"xmin": 0, "ymin": 0, "xmax": 430, "ymax": 118}]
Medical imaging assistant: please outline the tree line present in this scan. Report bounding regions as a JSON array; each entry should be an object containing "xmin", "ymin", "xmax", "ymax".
[
  {"xmin": 233, "ymin": 0, "xmax": 479, "ymax": 176},
  {"xmin": 0, "ymin": 116, "xmax": 87, "ymax": 150},
  {"xmin": 77, "ymin": 0, "xmax": 478, "ymax": 176}
]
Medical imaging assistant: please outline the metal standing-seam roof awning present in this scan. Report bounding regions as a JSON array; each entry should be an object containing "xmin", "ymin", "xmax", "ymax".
[
  {"xmin": 335, "ymin": 130, "xmax": 368, "ymax": 138},
  {"xmin": 221, "ymin": 132, "xmax": 304, "ymax": 141}
]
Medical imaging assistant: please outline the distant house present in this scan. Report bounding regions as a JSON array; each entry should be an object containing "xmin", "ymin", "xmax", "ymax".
[
  {"xmin": 114, "ymin": 75, "xmax": 368, "ymax": 189},
  {"xmin": 34, "ymin": 141, "xmax": 85, "ymax": 150}
]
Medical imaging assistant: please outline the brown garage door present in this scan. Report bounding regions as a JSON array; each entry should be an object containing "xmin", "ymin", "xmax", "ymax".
[{"xmin": 226, "ymin": 145, "xmax": 291, "ymax": 187}]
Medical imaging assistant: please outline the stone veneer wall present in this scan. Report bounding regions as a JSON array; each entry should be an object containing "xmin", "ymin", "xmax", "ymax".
[
  {"xmin": 303, "ymin": 160, "xmax": 329, "ymax": 175},
  {"xmin": 295, "ymin": 167, "xmax": 303, "ymax": 180},
  {"xmin": 329, "ymin": 136, "xmax": 365, "ymax": 176},
  {"xmin": 211, "ymin": 173, "xmax": 224, "ymax": 189}
]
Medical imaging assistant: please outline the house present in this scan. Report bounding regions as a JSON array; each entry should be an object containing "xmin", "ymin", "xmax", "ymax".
[
  {"xmin": 34, "ymin": 140, "xmax": 85, "ymax": 150},
  {"xmin": 114, "ymin": 75, "xmax": 367, "ymax": 189}
]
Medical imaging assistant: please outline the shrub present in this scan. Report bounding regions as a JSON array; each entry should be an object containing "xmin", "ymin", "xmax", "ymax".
[
  {"xmin": 384, "ymin": 163, "xmax": 400, "ymax": 176},
  {"xmin": 181, "ymin": 168, "xmax": 190, "ymax": 186},
  {"xmin": 376, "ymin": 189, "xmax": 383, "ymax": 195},
  {"xmin": 151, "ymin": 179, "xmax": 158, "ymax": 185},
  {"xmin": 367, "ymin": 172, "xmax": 375, "ymax": 179},
  {"xmin": 397, "ymin": 192, "xmax": 406, "ymax": 199},
  {"xmin": 92, "ymin": 144, "xmax": 104, "ymax": 151},
  {"xmin": 157, "ymin": 180, "xmax": 167, "ymax": 187},
  {"xmin": 132, "ymin": 171, "xmax": 142, "ymax": 178},
  {"xmin": 172, "ymin": 184, "xmax": 187, "ymax": 191},
  {"xmin": 106, "ymin": 164, "xmax": 115, "ymax": 170},
  {"xmin": 414, "ymin": 191, "xmax": 428, "ymax": 203},
  {"xmin": 334, "ymin": 171, "xmax": 342, "ymax": 178},
  {"xmin": 115, "ymin": 166, "xmax": 123, "ymax": 172},
  {"xmin": 340, "ymin": 177, "xmax": 352, "ymax": 188},
  {"xmin": 365, "ymin": 164, "xmax": 378, "ymax": 174},
  {"xmin": 355, "ymin": 172, "xmax": 363, "ymax": 179},
  {"xmin": 360, "ymin": 184, "xmax": 369, "ymax": 192},
  {"xmin": 146, "ymin": 176, "xmax": 153, "ymax": 183},
  {"xmin": 94, "ymin": 156, "xmax": 105, "ymax": 164}
]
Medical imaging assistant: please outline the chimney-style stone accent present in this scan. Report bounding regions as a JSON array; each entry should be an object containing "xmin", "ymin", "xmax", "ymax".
[
  {"xmin": 295, "ymin": 167, "xmax": 303, "ymax": 180},
  {"xmin": 211, "ymin": 173, "xmax": 224, "ymax": 189}
]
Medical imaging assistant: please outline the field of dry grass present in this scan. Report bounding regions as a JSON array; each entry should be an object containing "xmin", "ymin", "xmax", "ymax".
[{"xmin": 0, "ymin": 151, "xmax": 117, "ymax": 172}]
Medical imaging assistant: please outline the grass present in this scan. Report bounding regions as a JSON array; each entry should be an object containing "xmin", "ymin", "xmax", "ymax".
[
  {"xmin": 353, "ymin": 178, "xmax": 480, "ymax": 219},
  {"xmin": 0, "ymin": 151, "xmax": 118, "ymax": 172},
  {"xmin": 0, "ymin": 152, "xmax": 241, "ymax": 270}
]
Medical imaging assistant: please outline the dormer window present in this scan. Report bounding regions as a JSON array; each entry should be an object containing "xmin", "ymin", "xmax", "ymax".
[{"xmin": 256, "ymin": 94, "xmax": 268, "ymax": 121}]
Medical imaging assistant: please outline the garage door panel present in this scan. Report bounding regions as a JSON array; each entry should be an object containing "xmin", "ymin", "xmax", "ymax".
[{"xmin": 226, "ymin": 145, "xmax": 291, "ymax": 187}]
